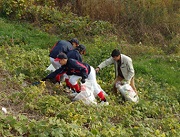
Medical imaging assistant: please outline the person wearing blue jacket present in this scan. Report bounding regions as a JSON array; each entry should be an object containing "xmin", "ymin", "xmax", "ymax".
[
  {"xmin": 67, "ymin": 44, "xmax": 86, "ymax": 62},
  {"xmin": 42, "ymin": 52, "xmax": 108, "ymax": 104},
  {"xmin": 65, "ymin": 44, "xmax": 86, "ymax": 91},
  {"xmin": 49, "ymin": 38, "xmax": 79, "ymax": 69}
]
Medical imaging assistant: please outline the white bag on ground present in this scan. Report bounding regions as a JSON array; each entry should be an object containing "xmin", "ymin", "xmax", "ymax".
[
  {"xmin": 73, "ymin": 80, "xmax": 97, "ymax": 105},
  {"xmin": 116, "ymin": 82, "xmax": 139, "ymax": 103},
  {"xmin": 72, "ymin": 85, "xmax": 96, "ymax": 105}
]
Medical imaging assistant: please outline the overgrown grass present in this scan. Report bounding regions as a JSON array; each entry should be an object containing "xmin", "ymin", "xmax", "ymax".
[{"xmin": 60, "ymin": 0, "xmax": 180, "ymax": 46}]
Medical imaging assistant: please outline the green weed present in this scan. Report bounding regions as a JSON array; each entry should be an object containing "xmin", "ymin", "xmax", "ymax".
[{"xmin": 0, "ymin": 17, "xmax": 179, "ymax": 137}]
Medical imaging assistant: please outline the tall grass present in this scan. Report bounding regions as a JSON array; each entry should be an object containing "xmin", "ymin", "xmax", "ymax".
[
  {"xmin": 63, "ymin": 0, "xmax": 180, "ymax": 45},
  {"xmin": 0, "ymin": 0, "xmax": 179, "ymax": 50}
]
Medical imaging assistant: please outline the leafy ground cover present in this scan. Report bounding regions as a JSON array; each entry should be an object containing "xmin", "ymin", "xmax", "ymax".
[{"xmin": 0, "ymin": 18, "xmax": 180, "ymax": 136}]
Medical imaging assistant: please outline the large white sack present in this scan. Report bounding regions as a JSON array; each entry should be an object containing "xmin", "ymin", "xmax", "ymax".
[
  {"xmin": 116, "ymin": 82, "xmax": 139, "ymax": 103},
  {"xmin": 73, "ymin": 81, "xmax": 97, "ymax": 105},
  {"xmin": 72, "ymin": 80, "xmax": 108, "ymax": 105}
]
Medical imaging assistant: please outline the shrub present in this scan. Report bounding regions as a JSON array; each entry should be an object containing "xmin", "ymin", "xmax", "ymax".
[
  {"xmin": 1, "ymin": 0, "xmax": 27, "ymax": 19},
  {"xmin": 0, "ymin": 0, "xmax": 116, "ymax": 43}
]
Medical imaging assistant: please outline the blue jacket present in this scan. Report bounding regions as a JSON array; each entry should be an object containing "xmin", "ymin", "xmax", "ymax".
[
  {"xmin": 67, "ymin": 49, "xmax": 82, "ymax": 62},
  {"xmin": 49, "ymin": 40, "xmax": 73, "ymax": 58},
  {"xmin": 44, "ymin": 58, "xmax": 91, "ymax": 80}
]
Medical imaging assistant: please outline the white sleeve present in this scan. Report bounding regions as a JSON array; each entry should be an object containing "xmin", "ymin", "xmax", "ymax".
[{"xmin": 98, "ymin": 57, "xmax": 114, "ymax": 69}]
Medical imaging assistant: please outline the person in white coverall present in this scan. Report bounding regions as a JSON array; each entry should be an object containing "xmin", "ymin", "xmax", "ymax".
[{"xmin": 95, "ymin": 49, "xmax": 137, "ymax": 94}]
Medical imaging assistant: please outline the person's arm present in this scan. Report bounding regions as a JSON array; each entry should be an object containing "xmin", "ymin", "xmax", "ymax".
[
  {"xmin": 98, "ymin": 57, "xmax": 114, "ymax": 69},
  {"xmin": 73, "ymin": 60, "xmax": 89, "ymax": 79},
  {"xmin": 69, "ymin": 60, "xmax": 88, "ymax": 84},
  {"xmin": 96, "ymin": 57, "xmax": 114, "ymax": 72},
  {"xmin": 42, "ymin": 67, "xmax": 65, "ymax": 81},
  {"xmin": 80, "ymin": 64, "xmax": 89, "ymax": 83}
]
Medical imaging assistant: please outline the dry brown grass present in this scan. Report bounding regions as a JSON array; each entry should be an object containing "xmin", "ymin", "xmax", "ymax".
[{"xmin": 60, "ymin": 0, "xmax": 180, "ymax": 45}]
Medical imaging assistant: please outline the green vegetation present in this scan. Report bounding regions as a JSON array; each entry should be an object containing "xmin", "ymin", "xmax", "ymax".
[
  {"xmin": 0, "ymin": 17, "xmax": 179, "ymax": 136},
  {"xmin": 1, "ymin": 0, "xmax": 180, "ymax": 48},
  {"xmin": 0, "ymin": 18, "xmax": 57, "ymax": 49},
  {"xmin": 0, "ymin": 0, "xmax": 180, "ymax": 136}
]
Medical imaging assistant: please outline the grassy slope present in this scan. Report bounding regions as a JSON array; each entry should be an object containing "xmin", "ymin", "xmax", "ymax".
[
  {"xmin": 0, "ymin": 18, "xmax": 58, "ymax": 49},
  {"xmin": 0, "ymin": 18, "xmax": 180, "ymax": 136},
  {"xmin": 134, "ymin": 56, "xmax": 180, "ymax": 88}
]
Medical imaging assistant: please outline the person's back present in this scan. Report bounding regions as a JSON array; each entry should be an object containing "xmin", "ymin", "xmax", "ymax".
[
  {"xmin": 67, "ymin": 50, "xmax": 82, "ymax": 62},
  {"xmin": 67, "ymin": 44, "xmax": 86, "ymax": 62},
  {"xmin": 49, "ymin": 40, "xmax": 73, "ymax": 58},
  {"xmin": 49, "ymin": 38, "xmax": 79, "ymax": 70}
]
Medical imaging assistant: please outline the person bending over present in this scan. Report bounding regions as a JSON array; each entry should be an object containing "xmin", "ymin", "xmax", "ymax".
[
  {"xmin": 42, "ymin": 52, "xmax": 108, "ymax": 104},
  {"xmin": 49, "ymin": 38, "xmax": 79, "ymax": 69},
  {"xmin": 95, "ymin": 49, "xmax": 137, "ymax": 94}
]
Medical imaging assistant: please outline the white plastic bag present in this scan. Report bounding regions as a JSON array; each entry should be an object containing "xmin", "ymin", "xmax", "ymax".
[
  {"xmin": 1, "ymin": 107, "xmax": 7, "ymax": 114},
  {"xmin": 73, "ymin": 81, "xmax": 97, "ymax": 105},
  {"xmin": 116, "ymin": 82, "xmax": 139, "ymax": 103},
  {"xmin": 46, "ymin": 64, "xmax": 56, "ymax": 72}
]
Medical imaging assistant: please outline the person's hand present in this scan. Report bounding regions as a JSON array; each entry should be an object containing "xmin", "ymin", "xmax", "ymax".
[
  {"xmin": 81, "ymin": 78, "xmax": 86, "ymax": 83},
  {"xmin": 50, "ymin": 78, "xmax": 60, "ymax": 84},
  {"xmin": 41, "ymin": 78, "xmax": 46, "ymax": 81},
  {"xmin": 95, "ymin": 67, "xmax": 100, "ymax": 73},
  {"xmin": 121, "ymin": 80, "xmax": 130, "ymax": 85},
  {"xmin": 115, "ymin": 81, "xmax": 121, "ymax": 88}
]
